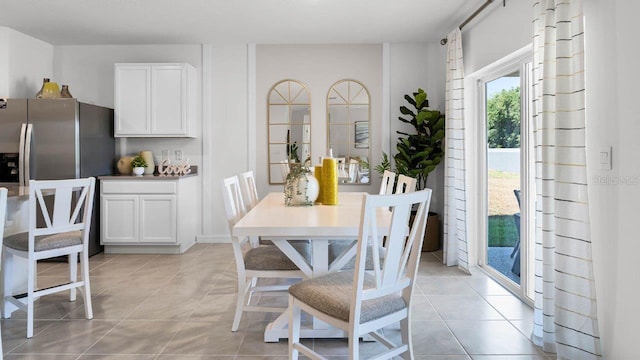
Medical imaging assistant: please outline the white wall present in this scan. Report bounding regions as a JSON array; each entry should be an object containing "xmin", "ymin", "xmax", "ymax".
[
  {"xmin": 0, "ymin": 28, "xmax": 8, "ymax": 97},
  {"xmin": 389, "ymin": 42, "xmax": 446, "ymax": 216},
  {"xmin": 584, "ymin": 0, "xmax": 640, "ymax": 358},
  {"xmin": 0, "ymin": 26, "xmax": 54, "ymax": 98},
  {"xmin": 201, "ymin": 43, "xmax": 249, "ymax": 241},
  {"xmin": 462, "ymin": 1, "xmax": 532, "ymax": 77},
  {"xmin": 53, "ymin": 45, "xmax": 203, "ymax": 164},
  {"xmin": 256, "ymin": 44, "xmax": 383, "ymax": 197}
]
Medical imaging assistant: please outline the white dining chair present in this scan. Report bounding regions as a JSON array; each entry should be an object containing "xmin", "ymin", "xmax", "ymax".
[
  {"xmin": 0, "ymin": 187, "xmax": 7, "ymax": 354},
  {"xmin": 222, "ymin": 175, "xmax": 310, "ymax": 332},
  {"xmin": 395, "ymin": 174, "xmax": 417, "ymax": 194},
  {"xmin": 288, "ymin": 188, "xmax": 432, "ymax": 360},
  {"xmin": 238, "ymin": 170, "xmax": 260, "ymax": 211},
  {"xmin": 238, "ymin": 170, "xmax": 267, "ymax": 245},
  {"xmin": 2, "ymin": 178, "xmax": 96, "ymax": 338},
  {"xmin": 379, "ymin": 170, "xmax": 396, "ymax": 195}
]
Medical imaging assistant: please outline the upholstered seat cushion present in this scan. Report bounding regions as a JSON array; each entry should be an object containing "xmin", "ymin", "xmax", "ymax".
[
  {"xmin": 4, "ymin": 230, "xmax": 83, "ymax": 252},
  {"xmin": 244, "ymin": 243, "xmax": 311, "ymax": 271},
  {"xmin": 289, "ymin": 270, "xmax": 406, "ymax": 323}
]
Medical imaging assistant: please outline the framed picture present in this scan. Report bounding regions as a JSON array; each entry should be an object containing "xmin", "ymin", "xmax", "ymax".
[{"xmin": 354, "ymin": 121, "xmax": 369, "ymax": 149}]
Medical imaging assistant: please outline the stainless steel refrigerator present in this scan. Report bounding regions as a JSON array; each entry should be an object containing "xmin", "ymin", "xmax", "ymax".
[{"xmin": 0, "ymin": 98, "xmax": 115, "ymax": 256}]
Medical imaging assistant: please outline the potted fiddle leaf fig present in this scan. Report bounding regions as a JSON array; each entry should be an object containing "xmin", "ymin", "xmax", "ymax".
[
  {"xmin": 394, "ymin": 88, "xmax": 445, "ymax": 251},
  {"xmin": 394, "ymin": 88, "xmax": 445, "ymax": 190}
]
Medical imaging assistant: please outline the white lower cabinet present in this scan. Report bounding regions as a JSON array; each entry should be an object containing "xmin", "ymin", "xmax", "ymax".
[
  {"xmin": 100, "ymin": 176, "xmax": 198, "ymax": 254},
  {"xmin": 140, "ymin": 195, "xmax": 176, "ymax": 243}
]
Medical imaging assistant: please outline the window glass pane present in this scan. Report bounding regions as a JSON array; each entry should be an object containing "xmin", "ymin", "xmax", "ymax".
[{"xmin": 486, "ymin": 72, "xmax": 522, "ymax": 285}]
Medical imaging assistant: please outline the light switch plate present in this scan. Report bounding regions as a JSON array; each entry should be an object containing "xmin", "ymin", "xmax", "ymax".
[{"xmin": 599, "ymin": 146, "xmax": 612, "ymax": 170}]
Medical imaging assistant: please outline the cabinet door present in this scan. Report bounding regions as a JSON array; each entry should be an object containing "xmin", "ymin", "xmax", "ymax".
[
  {"xmin": 151, "ymin": 65, "xmax": 187, "ymax": 135},
  {"xmin": 101, "ymin": 195, "xmax": 139, "ymax": 243},
  {"xmin": 140, "ymin": 195, "xmax": 176, "ymax": 243},
  {"xmin": 115, "ymin": 65, "xmax": 151, "ymax": 136}
]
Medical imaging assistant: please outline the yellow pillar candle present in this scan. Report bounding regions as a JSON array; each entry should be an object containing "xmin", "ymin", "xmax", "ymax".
[
  {"xmin": 321, "ymin": 158, "xmax": 338, "ymax": 205},
  {"xmin": 314, "ymin": 165, "xmax": 323, "ymax": 204}
]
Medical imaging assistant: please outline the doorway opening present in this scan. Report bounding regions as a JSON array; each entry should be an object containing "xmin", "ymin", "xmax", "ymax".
[{"xmin": 475, "ymin": 47, "xmax": 534, "ymax": 302}]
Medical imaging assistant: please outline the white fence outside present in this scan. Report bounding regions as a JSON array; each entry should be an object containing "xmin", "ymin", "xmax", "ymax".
[{"xmin": 488, "ymin": 148, "xmax": 520, "ymax": 173}]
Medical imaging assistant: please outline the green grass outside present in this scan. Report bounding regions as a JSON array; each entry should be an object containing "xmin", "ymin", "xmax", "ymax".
[{"xmin": 488, "ymin": 215, "xmax": 518, "ymax": 247}]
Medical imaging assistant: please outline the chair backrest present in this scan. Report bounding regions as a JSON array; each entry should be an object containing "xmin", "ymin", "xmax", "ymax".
[
  {"xmin": 395, "ymin": 174, "xmax": 416, "ymax": 194},
  {"xmin": 348, "ymin": 160, "xmax": 359, "ymax": 183},
  {"xmin": 222, "ymin": 176, "xmax": 247, "ymax": 231},
  {"xmin": 279, "ymin": 161, "xmax": 290, "ymax": 183},
  {"xmin": 514, "ymin": 189, "xmax": 521, "ymax": 209},
  {"xmin": 379, "ymin": 170, "xmax": 396, "ymax": 195},
  {"xmin": 28, "ymin": 178, "xmax": 96, "ymax": 251},
  {"xmin": 222, "ymin": 175, "xmax": 254, "ymax": 278},
  {"xmin": 351, "ymin": 189, "xmax": 432, "ymax": 322},
  {"xmin": 0, "ymin": 187, "xmax": 7, "ymax": 243},
  {"xmin": 239, "ymin": 171, "xmax": 260, "ymax": 211}
]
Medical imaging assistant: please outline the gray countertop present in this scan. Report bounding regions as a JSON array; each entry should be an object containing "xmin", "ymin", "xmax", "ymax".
[
  {"xmin": 98, "ymin": 173, "xmax": 198, "ymax": 180},
  {"xmin": 99, "ymin": 166, "xmax": 198, "ymax": 180},
  {"xmin": 1, "ymin": 166, "xmax": 198, "ymax": 199}
]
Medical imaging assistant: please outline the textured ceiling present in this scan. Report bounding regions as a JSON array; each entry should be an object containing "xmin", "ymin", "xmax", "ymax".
[{"xmin": 0, "ymin": 0, "xmax": 486, "ymax": 45}]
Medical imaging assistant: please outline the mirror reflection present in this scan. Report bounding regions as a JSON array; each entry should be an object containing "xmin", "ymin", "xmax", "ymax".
[
  {"xmin": 327, "ymin": 80, "xmax": 370, "ymax": 184},
  {"xmin": 268, "ymin": 80, "xmax": 311, "ymax": 184}
]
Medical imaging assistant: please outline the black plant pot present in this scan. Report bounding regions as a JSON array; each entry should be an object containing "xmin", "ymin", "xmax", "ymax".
[{"xmin": 410, "ymin": 211, "xmax": 441, "ymax": 252}]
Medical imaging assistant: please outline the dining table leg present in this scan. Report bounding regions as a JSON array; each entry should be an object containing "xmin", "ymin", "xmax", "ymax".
[{"xmin": 263, "ymin": 238, "xmax": 347, "ymax": 342}]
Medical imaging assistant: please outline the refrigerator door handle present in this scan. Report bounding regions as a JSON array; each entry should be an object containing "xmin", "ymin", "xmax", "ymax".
[
  {"xmin": 19, "ymin": 123, "xmax": 28, "ymax": 186},
  {"xmin": 23, "ymin": 123, "xmax": 33, "ymax": 186}
]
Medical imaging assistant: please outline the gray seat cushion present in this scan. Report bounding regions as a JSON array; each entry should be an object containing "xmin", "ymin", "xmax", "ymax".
[
  {"xmin": 4, "ymin": 231, "xmax": 83, "ymax": 252},
  {"xmin": 244, "ymin": 243, "xmax": 311, "ymax": 271},
  {"xmin": 289, "ymin": 270, "xmax": 406, "ymax": 323},
  {"xmin": 259, "ymin": 237, "xmax": 310, "ymax": 246}
]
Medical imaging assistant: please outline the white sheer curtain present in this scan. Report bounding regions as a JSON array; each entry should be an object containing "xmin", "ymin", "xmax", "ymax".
[
  {"xmin": 531, "ymin": 0, "xmax": 602, "ymax": 358},
  {"xmin": 443, "ymin": 28, "xmax": 470, "ymax": 273}
]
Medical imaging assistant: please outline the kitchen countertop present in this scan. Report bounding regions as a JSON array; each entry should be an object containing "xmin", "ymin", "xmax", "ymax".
[
  {"xmin": 98, "ymin": 166, "xmax": 198, "ymax": 180},
  {"xmin": 1, "ymin": 166, "xmax": 198, "ymax": 199}
]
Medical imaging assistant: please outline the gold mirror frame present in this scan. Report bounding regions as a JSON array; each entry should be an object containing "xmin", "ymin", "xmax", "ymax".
[
  {"xmin": 268, "ymin": 79, "xmax": 311, "ymax": 184},
  {"xmin": 326, "ymin": 79, "xmax": 371, "ymax": 185}
]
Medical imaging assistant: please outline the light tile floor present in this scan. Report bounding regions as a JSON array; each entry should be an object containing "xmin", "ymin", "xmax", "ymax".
[{"xmin": 0, "ymin": 243, "xmax": 553, "ymax": 359}]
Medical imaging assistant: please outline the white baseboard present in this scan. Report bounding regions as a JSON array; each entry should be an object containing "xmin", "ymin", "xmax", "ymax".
[{"xmin": 196, "ymin": 235, "xmax": 231, "ymax": 243}]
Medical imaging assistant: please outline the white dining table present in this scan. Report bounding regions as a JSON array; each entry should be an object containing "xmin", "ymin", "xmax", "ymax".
[{"xmin": 232, "ymin": 191, "xmax": 392, "ymax": 342}]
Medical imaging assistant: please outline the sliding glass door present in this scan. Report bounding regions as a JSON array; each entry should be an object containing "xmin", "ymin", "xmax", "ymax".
[
  {"xmin": 485, "ymin": 72, "xmax": 522, "ymax": 285},
  {"xmin": 478, "ymin": 51, "xmax": 534, "ymax": 302}
]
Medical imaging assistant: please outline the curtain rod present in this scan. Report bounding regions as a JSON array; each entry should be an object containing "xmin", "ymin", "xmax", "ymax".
[{"xmin": 440, "ymin": 0, "xmax": 497, "ymax": 45}]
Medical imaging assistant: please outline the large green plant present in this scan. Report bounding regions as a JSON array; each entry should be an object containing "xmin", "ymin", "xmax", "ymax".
[{"xmin": 394, "ymin": 88, "xmax": 445, "ymax": 190}]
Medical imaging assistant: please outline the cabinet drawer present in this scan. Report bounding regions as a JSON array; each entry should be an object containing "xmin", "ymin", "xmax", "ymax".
[{"xmin": 102, "ymin": 181, "xmax": 177, "ymax": 194}]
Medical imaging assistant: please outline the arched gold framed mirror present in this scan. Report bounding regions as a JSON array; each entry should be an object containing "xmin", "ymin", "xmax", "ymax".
[
  {"xmin": 268, "ymin": 80, "xmax": 311, "ymax": 184},
  {"xmin": 327, "ymin": 79, "xmax": 370, "ymax": 184}
]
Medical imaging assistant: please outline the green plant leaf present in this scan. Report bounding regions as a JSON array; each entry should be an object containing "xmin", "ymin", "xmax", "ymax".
[
  {"xmin": 388, "ymin": 88, "xmax": 446, "ymax": 188},
  {"xmin": 399, "ymin": 106, "xmax": 415, "ymax": 116},
  {"xmin": 404, "ymin": 94, "xmax": 416, "ymax": 108},
  {"xmin": 431, "ymin": 129, "xmax": 445, "ymax": 141},
  {"xmin": 416, "ymin": 111, "xmax": 427, "ymax": 125},
  {"xmin": 415, "ymin": 90, "xmax": 427, "ymax": 109}
]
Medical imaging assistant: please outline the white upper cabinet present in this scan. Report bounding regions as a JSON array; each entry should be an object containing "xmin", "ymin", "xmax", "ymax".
[{"xmin": 114, "ymin": 63, "xmax": 197, "ymax": 137}]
